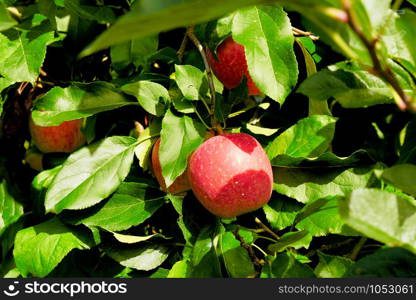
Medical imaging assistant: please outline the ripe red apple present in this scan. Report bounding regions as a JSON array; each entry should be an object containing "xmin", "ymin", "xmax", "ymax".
[
  {"xmin": 151, "ymin": 138, "xmax": 191, "ymax": 195},
  {"xmin": 29, "ymin": 114, "xmax": 87, "ymax": 153},
  {"xmin": 188, "ymin": 133, "xmax": 273, "ymax": 219},
  {"xmin": 207, "ymin": 37, "xmax": 261, "ymax": 96}
]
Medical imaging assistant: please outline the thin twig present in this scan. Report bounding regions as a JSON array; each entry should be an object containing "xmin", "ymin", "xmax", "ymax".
[
  {"xmin": 343, "ymin": 0, "xmax": 415, "ymax": 112},
  {"xmin": 255, "ymin": 217, "xmax": 280, "ymax": 240},
  {"xmin": 177, "ymin": 32, "xmax": 188, "ymax": 63},
  {"xmin": 234, "ymin": 227, "xmax": 264, "ymax": 276},
  {"xmin": 350, "ymin": 237, "xmax": 367, "ymax": 261},
  {"xmin": 292, "ymin": 27, "xmax": 319, "ymax": 41},
  {"xmin": 186, "ymin": 26, "xmax": 220, "ymax": 130}
]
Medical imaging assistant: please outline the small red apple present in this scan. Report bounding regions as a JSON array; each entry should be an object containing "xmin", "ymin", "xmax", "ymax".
[
  {"xmin": 151, "ymin": 138, "xmax": 191, "ymax": 195},
  {"xmin": 29, "ymin": 114, "xmax": 87, "ymax": 153},
  {"xmin": 207, "ymin": 37, "xmax": 261, "ymax": 96},
  {"xmin": 188, "ymin": 133, "xmax": 273, "ymax": 219}
]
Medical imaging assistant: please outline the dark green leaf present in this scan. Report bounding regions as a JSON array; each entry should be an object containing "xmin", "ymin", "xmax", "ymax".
[
  {"xmin": 268, "ymin": 230, "xmax": 311, "ymax": 252},
  {"xmin": 111, "ymin": 35, "xmax": 158, "ymax": 71},
  {"xmin": 81, "ymin": 0, "xmax": 273, "ymax": 56},
  {"xmin": 261, "ymin": 252, "xmax": 315, "ymax": 278},
  {"xmin": 315, "ymin": 251, "xmax": 354, "ymax": 278},
  {"xmin": 191, "ymin": 225, "xmax": 222, "ymax": 278},
  {"xmin": 219, "ymin": 231, "xmax": 256, "ymax": 278},
  {"xmin": 32, "ymin": 82, "xmax": 134, "ymax": 126},
  {"xmin": 346, "ymin": 247, "xmax": 416, "ymax": 277},
  {"xmin": 298, "ymin": 62, "xmax": 397, "ymax": 108},
  {"xmin": 378, "ymin": 164, "xmax": 416, "ymax": 197}
]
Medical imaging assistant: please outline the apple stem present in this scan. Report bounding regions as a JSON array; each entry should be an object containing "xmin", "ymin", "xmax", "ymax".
[
  {"xmin": 186, "ymin": 26, "xmax": 223, "ymax": 131},
  {"xmin": 192, "ymin": 103, "xmax": 211, "ymax": 130},
  {"xmin": 255, "ymin": 217, "xmax": 280, "ymax": 240}
]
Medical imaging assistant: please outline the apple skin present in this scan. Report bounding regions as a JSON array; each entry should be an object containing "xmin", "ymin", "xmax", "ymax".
[
  {"xmin": 151, "ymin": 138, "xmax": 191, "ymax": 195},
  {"xmin": 29, "ymin": 115, "xmax": 87, "ymax": 153},
  {"xmin": 207, "ymin": 37, "xmax": 261, "ymax": 96},
  {"xmin": 188, "ymin": 133, "xmax": 273, "ymax": 219}
]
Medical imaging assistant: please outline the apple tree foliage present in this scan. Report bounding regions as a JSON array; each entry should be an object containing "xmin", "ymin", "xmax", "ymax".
[{"xmin": 0, "ymin": 0, "xmax": 416, "ymax": 278}]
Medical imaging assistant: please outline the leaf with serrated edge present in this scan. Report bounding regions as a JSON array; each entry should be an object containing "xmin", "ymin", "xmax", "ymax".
[
  {"xmin": 13, "ymin": 218, "xmax": 92, "ymax": 277},
  {"xmin": 232, "ymin": 5, "xmax": 298, "ymax": 103},
  {"xmin": 45, "ymin": 136, "xmax": 137, "ymax": 214}
]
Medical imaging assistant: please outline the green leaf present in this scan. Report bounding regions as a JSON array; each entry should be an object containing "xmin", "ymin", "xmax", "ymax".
[
  {"xmin": 31, "ymin": 82, "xmax": 134, "ymax": 126},
  {"xmin": 267, "ymin": 115, "xmax": 337, "ymax": 162},
  {"xmin": 315, "ymin": 252, "xmax": 354, "ymax": 278},
  {"xmin": 273, "ymin": 166, "xmax": 375, "ymax": 204},
  {"xmin": 14, "ymin": 218, "xmax": 92, "ymax": 277},
  {"xmin": 298, "ymin": 62, "xmax": 399, "ymax": 108},
  {"xmin": 268, "ymin": 230, "xmax": 311, "ymax": 252},
  {"xmin": 399, "ymin": 117, "xmax": 416, "ymax": 164},
  {"xmin": 394, "ymin": 9, "xmax": 416, "ymax": 66},
  {"xmin": 261, "ymin": 252, "xmax": 315, "ymax": 278},
  {"xmin": 64, "ymin": 0, "xmax": 116, "ymax": 23},
  {"xmin": 160, "ymin": 109, "xmax": 205, "ymax": 187},
  {"xmin": 168, "ymin": 260, "xmax": 191, "ymax": 278},
  {"xmin": 340, "ymin": 189, "xmax": 416, "ymax": 254},
  {"xmin": 232, "ymin": 5, "xmax": 298, "ymax": 103},
  {"xmin": 121, "ymin": 81, "xmax": 168, "ymax": 116},
  {"xmin": 113, "ymin": 232, "xmax": 166, "ymax": 244},
  {"xmin": 75, "ymin": 182, "xmax": 165, "ymax": 232},
  {"xmin": 105, "ymin": 244, "xmax": 170, "ymax": 271},
  {"xmin": 263, "ymin": 196, "xmax": 303, "ymax": 231},
  {"xmin": 0, "ymin": 3, "xmax": 16, "ymax": 31},
  {"xmin": 378, "ymin": 164, "xmax": 416, "ymax": 197},
  {"xmin": 31, "ymin": 166, "xmax": 62, "ymax": 217},
  {"xmin": 191, "ymin": 225, "xmax": 222, "ymax": 278},
  {"xmin": 175, "ymin": 65, "xmax": 208, "ymax": 101},
  {"xmin": 296, "ymin": 38, "xmax": 331, "ymax": 116},
  {"xmin": 219, "ymin": 231, "xmax": 256, "ymax": 278},
  {"xmin": 346, "ymin": 247, "xmax": 416, "ymax": 277},
  {"xmin": 111, "ymin": 35, "xmax": 158, "ymax": 71},
  {"xmin": 246, "ymin": 124, "xmax": 279, "ymax": 137},
  {"xmin": 271, "ymin": 150, "xmax": 374, "ymax": 168},
  {"xmin": 0, "ymin": 29, "xmax": 55, "ymax": 83},
  {"xmin": 134, "ymin": 121, "xmax": 160, "ymax": 171},
  {"xmin": 295, "ymin": 197, "xmax": 355, "ymax": 237},
  {"xmin": 45, "ymin": 136, "xmax": 137, "ymax": 214},
  {"xmin": 80, "ymin": 0, "xmax": 271, "ymax": 57},
  {"xmin": 0, "ymin": 180, "xmax": 23, "ymax": 237}
]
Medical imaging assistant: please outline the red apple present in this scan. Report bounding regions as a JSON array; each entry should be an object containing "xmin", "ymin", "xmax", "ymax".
[
  {"xmin": 29, "ymin": 114, "xmax": 87, "ymax": 153},
  {"xmin": 151, "ymin": 138, "xmax": 191, "ymax": 195},
  {"xmin": 207, "ymin": 37, "xmax": 261, "ymax": 96},
  {"xmin": 188, "ymin": 133, "xmax": 273, "ymax": 219}
]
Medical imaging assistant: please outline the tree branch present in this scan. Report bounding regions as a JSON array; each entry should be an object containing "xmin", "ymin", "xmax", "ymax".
[{"xmin": 343, "ymin": 0, "xmax": 415, "ymax": 112}]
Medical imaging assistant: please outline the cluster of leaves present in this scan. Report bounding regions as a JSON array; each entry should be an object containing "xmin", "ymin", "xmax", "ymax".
[{"xmin": 0, "ymin": 0, "xmax": 416, "ymax": 278}]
